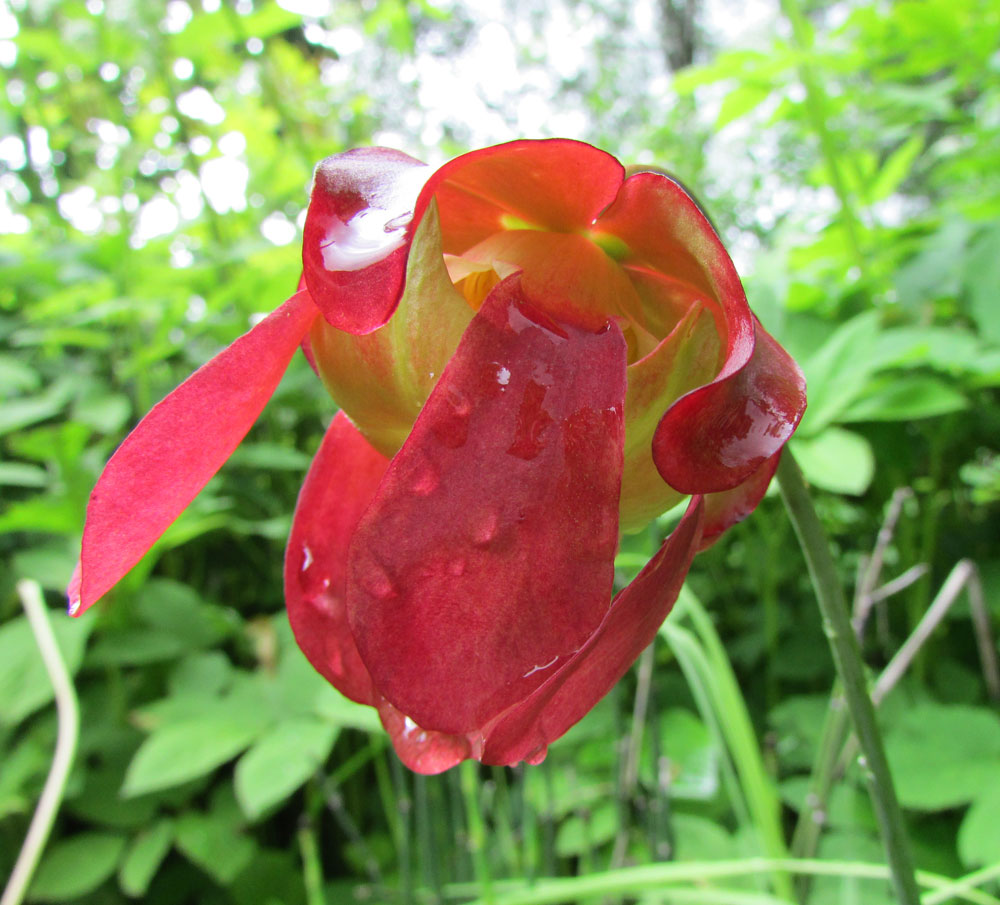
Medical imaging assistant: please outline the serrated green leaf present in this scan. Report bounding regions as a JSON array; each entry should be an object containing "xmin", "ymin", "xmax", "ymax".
[
  {"xmin": 841, "ymin": 375, "xmax": 967, "ymax": 422},
  {"xmin": 118, "ymin": 819, "xmax": 175, "ymax": 897},
  {"xmin": 958, "ymin": 769, "xmax": 1000, "ymax": 866},
  {"xmin": 235, "ymin": 717, "xmax": 337, "ymax": 819},
  {"xmin": 174, "ymin": 812, "xmax": 256, "ymax": 884},
  {"xmin": 123, "ymin": 715, "xmax": 266, "ymax": 797},
  {"xmin": 28, "ymin": 832, "xmax": 126, "ymax": 902},
  {"xmin": 886, "ymin": 703, "xmax": 1000, "ymax": 810},
  {"xmin": 791, "ymin": 427, "xmax": 875, "ymax": 495},
  {"xmin": 0, "ymin": 612, "xmax": 92, "ymax": 727}
]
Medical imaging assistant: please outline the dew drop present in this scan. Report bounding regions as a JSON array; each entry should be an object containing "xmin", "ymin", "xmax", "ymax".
[
  {"xmin": 362, "ymin": 567, "xmax": 396, "ymax": 600},
  {"xmin": 301, "ymin": 544, "xmax": 314, "ymax": 571},
  {"xmin": 471, "ymin": 510, "xmax": 499, "ymax": 546},
  {"xmin": 496, "ymin": 366, "xmax": 511, "ymax": 386},
  {"xmin": 67, "ymin": 597, "xmax": 81, "ymax": 616},
  {"xmin": 403, "ymin": 715, "xmax": 418, "ymax": 737},
  {"xmin": 411, "ymin": 459, "xmax": 439, "ymax": 495}
]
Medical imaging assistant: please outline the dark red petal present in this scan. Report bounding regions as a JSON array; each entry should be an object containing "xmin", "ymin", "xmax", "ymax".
[
  {"xmin": 654, "ymin": 319, "xmax": 806, "ymax": 493},
  {"xmin": 699, "ymin": 450, "xmax": 782, "ymax": 551},
  {"xmin": 414, "ymin": 139, "xmax": 625, "ymax": 254},
  {"xmin": 346, "ymin": 275, "xmax": 628, "ymax": 736},
  {"xmin": 296, "ymin": 273, "xmax": 319, "ymax": 375},
  {"xmin": 479, "ymin": 496, "xmax": 705, "ymax": 766},
  {"xmin": 73, "ymin": 291, "xmax": 318, "ymax": 615},
  {"xmin": 302, "ymin": 148, "xmax": 431, "ymax": 335},
  {"xmin": 376, "ymin": 696, "xmax": 476, "ymax": 775},
  {"xmin": 284, "ymin": 411, "xmax": 389, "ymax": 705}
]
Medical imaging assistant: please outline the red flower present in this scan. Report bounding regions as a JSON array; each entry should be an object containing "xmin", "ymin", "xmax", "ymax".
[{"xmin": 70, "ymin": 140, "xmax": 805, "ymax": 773}]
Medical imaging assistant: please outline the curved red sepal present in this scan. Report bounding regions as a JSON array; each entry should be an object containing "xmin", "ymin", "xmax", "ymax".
[
  {"xmin": 284, "ymin": 411, "xmax": 389, "ymax": 705},
  {"xmin": 72, "ymin": 291, "xmax": 319, "ymax": 615},
  {"xmin": 303, "ymin": 148, "xmax": 431, "ymax": 335},
  {"xmin": 699, "ymin": 450, "xmax": 783, "ymax": 551},
  {"xmin": 654, "ymin": 320, "xmax": 806, "ymax": 493},
  {"xmin": 413, "ymin": 139, "xmax": 625, "ymax": 254},
  {"xmin": 479, "ymin": 496, "xmax": 705, "ymax": 765},
  {"xmin": 597, "ymin": 172, "xmax": 805, "ymax": 493},
  {"xmin": 346, "ymin": 275, "xmax": 628, "ymax": 736}
]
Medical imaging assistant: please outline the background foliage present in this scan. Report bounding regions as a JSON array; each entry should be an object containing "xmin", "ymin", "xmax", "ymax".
[{"xmin": 2, "ymin": 0, "xmax": 999, "ymax": 902}]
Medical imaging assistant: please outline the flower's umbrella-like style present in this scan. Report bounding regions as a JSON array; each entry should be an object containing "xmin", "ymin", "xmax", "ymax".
[{"xmin": 70, "ymin": 139, "xmax": 806, "ymax": 773}]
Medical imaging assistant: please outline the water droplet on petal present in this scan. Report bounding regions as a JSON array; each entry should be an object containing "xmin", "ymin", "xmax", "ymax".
[
  {"xmin": 431, "ymin": 387, "xmax": 471, "ymax": 449},
  {"xmin": 410, "ymin": 458, "xmax": 439, "ymax": 495},
  {"xmin": 301, "ymin": 544, "xmax": 314, "ymax": 571},
  {"xmin": 471, "ymin": 510, "xmax": 499, "ymax": 547},
  {"xmin": 67, "ymin": 597, "xmax": 81, "ymax": 616},
  {"xmin": 362, "ymin": 567, "xmax": 396, "ymax": 600},
  {"xmin": 496, "ymin": 366, "xmax": 511, "ymax": 386}
]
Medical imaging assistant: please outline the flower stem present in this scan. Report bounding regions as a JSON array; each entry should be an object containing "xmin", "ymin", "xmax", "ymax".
[
  {"xmin": 1, "ymin": 581, "xmax": 80, "ymax": 905},
  {"xmin": 775, "ymin": 452, "xmax": 920, "ymax": 905}
]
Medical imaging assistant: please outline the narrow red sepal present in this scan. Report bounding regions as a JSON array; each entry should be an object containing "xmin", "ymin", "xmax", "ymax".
[
  {"xmin": 73, "ymin": 291, "xmax": 318, "ymax": 614},
  {"xmin": 284, "ymin": 411, "xmax": 389, "ymax": 705}
]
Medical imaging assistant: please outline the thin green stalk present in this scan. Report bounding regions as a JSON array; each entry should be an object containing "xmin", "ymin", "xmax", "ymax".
[
  {"xmin": 453, "ymin": 856, "xmax": 1000, "ymax": 905},
  {"xmin": 461, "ymin": 761, "xmax": 493, "ymax": 904},
  {"xmin": 296, "ymin": 818, "xmax": 326, "ymax": 905},
  {"xmin": 667, "ymin": 590, "xmax": 793, "ymax": 901},
  {"xmin": 776, "ymin": 452, "xmax": 921, "ymax": 905},
  {"xmin": 1, "ymin": 582, "xmax": 80, "ymax": 905},
  {"xmin": 778, "ymin": 0, "xmax": 869, "ymax": 282}
]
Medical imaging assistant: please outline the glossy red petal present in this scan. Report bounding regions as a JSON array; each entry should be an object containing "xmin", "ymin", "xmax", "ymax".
[
  {"xmin": 414, "ymin": 139, "xmax": 625, "ymax": 254},
  {"xmin": 346, "ymin": 275, "xmax": 628, "ymax": 736},
  {"xmin": 654, "ymin": 319, "xmax": 806, "ymax": 493},
  {"xmin": 284, "ymin": 411, "xmax": 389, "ymax": 705},
  {"xmin": 73, "ymin": 291, "xmax": 318, "ymax": 615},
  {"xmin": 699, "ymin": 450, "xmax": 782, "ymax": 551},
  {"xmin": 302, "ymin": 148, "xmax": 431, "ymax": 335},
  {"xmin": 597, "ymin": 172, "xmax": 805, "ymax": 492},
  {"xmin": 376, "ymin": 696, "xmax": 476, "ymax": 775},
  {"xmin": 479, "ymin": 496, "xmax": 705, "ymax": 766}
]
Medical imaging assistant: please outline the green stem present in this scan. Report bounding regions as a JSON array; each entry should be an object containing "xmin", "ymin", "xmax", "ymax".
[
  {"xmin": 1, "ymin": 582, "xmax": 80, "ymax": 905},
  {"xmin": 778, "ymin": 0, "xmax": 869, "ymax": 282},
  {"xmin": 776, "ymin": 452, "xmax": 921, "ymax": 905},
  {"xmin": 460, "ymin": 761, "xmax": 493, "ymax": 904}
]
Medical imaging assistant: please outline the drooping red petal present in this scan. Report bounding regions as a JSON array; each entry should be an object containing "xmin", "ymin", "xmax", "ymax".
[
  {"xmin": 376, "ymin": 696, "xmax": 477, "ymax": 775},
  {"xmin": 479, "ymin": 496, "xmax": 705, "ymax": 766},
  {"xmin": 596, "ymin": 172, "xmax": 806, "ymax": 492},
  {"xmin": 346, "ymin": 275, "xmax": 628, "ymax": 736},
  {"xmin": 699, "ymin": 450, "xmax": 783, "ymax": 550},
  {"xmin": 302, "ymin": 148, "xmax": 431, "ymax": 335},
  {"xmin": 413, "ymin": 139, "xmax": 625, "ymax": 255},
  {"xmin": 284, "ymin": 411, "xmax": 389, "ymax": 705},
  {"xmin": 73, "ymin": 291, "xmax": 319, "ymax": 615},
  {"xmin": 654, "ymin": 319, "xmax": 806, "ymax": 493}
]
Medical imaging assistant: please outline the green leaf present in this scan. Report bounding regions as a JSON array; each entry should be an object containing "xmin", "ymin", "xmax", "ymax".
[
  {"xmin": 28, "ymin": 832, "xmax": 126, "ymax": 902},
  {"xmin": 118, "ymin": 819, "xmax": 175, "ymax": 897},
  {"xmin": 0, "ymin": 612, "xmax": 92, "ymax": 727},
  {"xmin": 791, "ymin": 428, "xmax": 875, "ymax": 495},
  {"xmin": 868, "ymin": 134, "xmax": 924, "ymax": 202},
  {"xmin": 958, "ymin": 768, "xmax": 1000, "ymax": 867},
  {"xmin": 716, "ymin": 82, "xmax": 772, "ymax": 129},
  {"xmin": 797, "ymin": 311, "xmax": 881, "ymax": 435},
  {"xmin": 123, "ymin": 714, "xmax": 267, "ymax": 797},
  {"xmin": 841, "ymin": 375, "xmax": 967, "ymax": 422},
  {"xmin": 642, "ymin": 708, "xmax": 720, "ymax": 800},
  {"xmin": 966, "ymin": 224, "xmax": 1000, "ymax": 342},
  {"xmin": 234, "ymin": 717, "xmax": 338, "ymax": 820},
  {"xmin": 174, "ymin": 812, "xmax": 256, "ymax": 884},
  {"xmin": 885, "ymin": 703, "xmax": 1000, "ymax": 810},
  {"xmin": 554, "ymin": 802, "xmax": 617, "ymax": 856}
]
